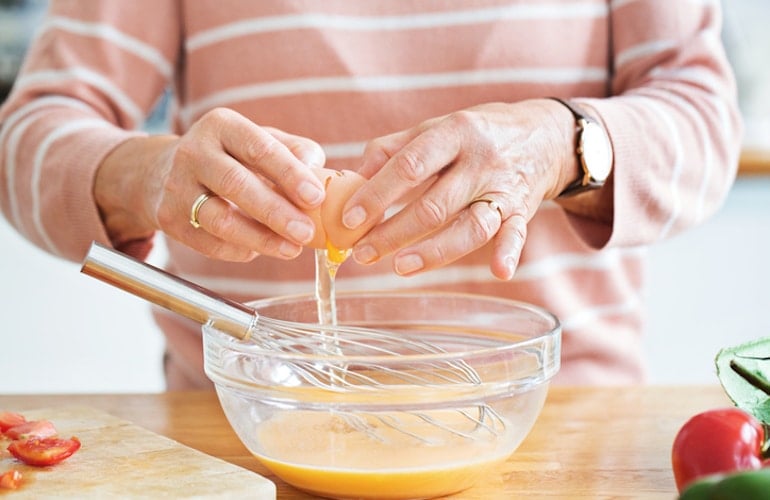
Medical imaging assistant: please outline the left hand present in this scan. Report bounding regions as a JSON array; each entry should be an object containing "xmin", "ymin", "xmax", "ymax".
[{"xmin": 341, "ymin": 99, "xmax": 577, "ymax": 280}]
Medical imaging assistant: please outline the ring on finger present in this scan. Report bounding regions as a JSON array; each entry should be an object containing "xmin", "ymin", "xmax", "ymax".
[
  {"xmin": 189, "ymin": 192, "xmax": 214, "ymax": 228},
  {"xmin": 470, "ymin": 197, "xmax": 504, "ymax": 220}
]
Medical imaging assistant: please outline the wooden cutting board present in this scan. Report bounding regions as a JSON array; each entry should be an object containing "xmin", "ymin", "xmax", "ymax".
[{"xmin": 0, "ymin": 406, "xmax": 276, "ymax": 498}]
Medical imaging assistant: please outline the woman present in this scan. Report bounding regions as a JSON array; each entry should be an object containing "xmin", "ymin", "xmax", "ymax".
[{"xmin": 0, "ymin": 1, "xmax": 742, "ymax": 388}]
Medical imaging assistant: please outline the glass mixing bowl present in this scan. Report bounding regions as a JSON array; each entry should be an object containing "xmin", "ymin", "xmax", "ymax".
[{"xmin": 203, "ymin": 291, "xmax": 560, "ymax": 500}]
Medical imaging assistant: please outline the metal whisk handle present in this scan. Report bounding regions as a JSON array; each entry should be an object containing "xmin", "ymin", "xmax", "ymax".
[{"xmin": 81, "ymin": 241, "xmax": 257, "ymax": 340}]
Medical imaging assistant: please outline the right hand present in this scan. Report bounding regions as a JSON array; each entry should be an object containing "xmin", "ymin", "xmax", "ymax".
[{"xmin": 95, "ymin": 107, "xmax": 327, "ymax": 261}]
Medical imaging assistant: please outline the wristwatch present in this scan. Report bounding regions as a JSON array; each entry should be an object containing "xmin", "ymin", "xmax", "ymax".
[{"xmin": 549, "ymin": 97, "xmax": 613, "ymax": 198}]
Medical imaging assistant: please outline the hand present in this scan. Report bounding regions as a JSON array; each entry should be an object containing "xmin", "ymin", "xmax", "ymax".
[
  {"xmin": 95, "ymin": 107, "xmax": 327, "ymax": 261},
  {"xmin": 342, "ymin": 99, "xmax": 579, "ymax": 280}
]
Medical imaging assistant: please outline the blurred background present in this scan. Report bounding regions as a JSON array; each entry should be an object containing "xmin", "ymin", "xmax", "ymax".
[{"xmin": 1, "ymin": 0, "xmax": 769, "ymax": 393}]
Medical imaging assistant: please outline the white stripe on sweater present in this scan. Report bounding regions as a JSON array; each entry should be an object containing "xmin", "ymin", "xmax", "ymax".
[
  {"xmin": 188, "ymin": 3, "xmax": 609, "ymax": 51},
  {"xmin": 631, "ymin": 96, "xmax": 684, "ymax": 239},
  {"xmin": 2, "ymin": 97, "xmax": 92, "ymax": 229},
  {"xmin": 40, "ymin": 17, "xmax": 173, "ymax": 80},
  {"xmin": 641, "ymin": 86, "xmax": 717, "ymax": 226},
  {"xmin": 559, "ymin": 295, "xmax": 640, "ymax": 331},
  {"xmin": 182, "ymin": 67, "xmax": 608, "ymax": 126},
  {"xmin": 31, "ymin": 119, "xmax": 107, "ymax": 254},
  {"xmin": 611, "ymin": 0, "xmax": 717, "ymax": 11},
  {"xmin": 648, "ymin": 60, "xmax": 731, "ymax": 222},
  {"xmin": 323, "ymin": 141, "xmax": 366, "ymax": 160},
  {"xmin": 14, "ymin": 67, "xmax": 143, "ymax": 126},
  {"xmin": 615, "ymin": 39, "xmax": 678, "ymax": 70}
]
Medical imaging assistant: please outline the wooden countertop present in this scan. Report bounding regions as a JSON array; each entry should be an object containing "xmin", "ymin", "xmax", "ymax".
[
  {"xmin": 740, "ymin": 147, "xmax": 770, "ymax": 175},
  {"xmin": 0, "ymin": 387, "xmax": 730, "ymax": 499}
]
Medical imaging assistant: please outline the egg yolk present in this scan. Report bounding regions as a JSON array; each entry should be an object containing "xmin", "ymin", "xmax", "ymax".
[
  {"xmin": 325, "ymin": 241, "xmax": 351, "ymax": 266},
  {"xmin": 252, "ymin": 409, "xmax": 515, "ymax": 499}
]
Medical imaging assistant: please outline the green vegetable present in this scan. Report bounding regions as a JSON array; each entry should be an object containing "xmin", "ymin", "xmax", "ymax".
[
  {"xmin": 678, "ymin": 475, "xmax": 723, "ymax": 500},
  {"xmin": 715, "ymin": 336, "xmax": 770, "ymax": 423},
  {"xmin": 679, "ymin": 469, "xmax": 770, "ymax": 499}
]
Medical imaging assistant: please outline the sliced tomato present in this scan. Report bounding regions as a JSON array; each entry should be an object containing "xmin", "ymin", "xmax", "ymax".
[
  {"xmin": 0, "ymin": 412, "xmax": 27, "ymax": 433},
  {"xmin": 0, "ymin": 469, "xmax": 23, "ymax": 489},
  {"xmin": 4, "ymin": 419, "xmax": 57, "ymax": 440},
  {"xmin": 8, "ymin": 436, "xmax": 81, "ymax": 467}
]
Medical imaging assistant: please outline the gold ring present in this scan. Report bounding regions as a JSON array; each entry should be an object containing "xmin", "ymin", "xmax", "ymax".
[
  {"xmin": 470, "ymin": 198, "xmax": 504, "ymax": 219},
  {"xmin": 189, "ymin": 192, "xmax": 213, "ymax": 228}
]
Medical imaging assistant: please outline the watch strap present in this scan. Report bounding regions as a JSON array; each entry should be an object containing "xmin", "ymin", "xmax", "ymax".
[
  {"xmin": 548, "ymin": 97, "xmax": 606, "ymax": 198},
  {"xmin": 549, "ymin": 97, "xmax": 587, "ymax": 123}
]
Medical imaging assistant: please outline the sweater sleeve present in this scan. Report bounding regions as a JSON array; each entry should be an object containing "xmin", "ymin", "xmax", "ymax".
[
  {"xmin": 0, "ymin": 1, "xmax": 181, "ymax": 262},
  {"xmin": 567, "ymin": 0, "xmax": 742, "ymax": 248}
]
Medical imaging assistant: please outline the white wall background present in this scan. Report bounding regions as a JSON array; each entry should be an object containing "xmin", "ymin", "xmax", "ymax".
[
  {"xmin": 642, "ymin": 177, "xmax": 770, "ymax": 384},
  {"xmin": 0, "ymin": 229, "xmax": 167, "ymax": 393},
  {"xmin": 1, "ymin": 176, "xmax": 768, "ymax": 393}
]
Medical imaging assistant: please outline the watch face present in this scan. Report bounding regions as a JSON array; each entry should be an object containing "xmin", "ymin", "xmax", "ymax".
[{"xmin": 579, "ymin": 121, "xmax": 612, "ymax": 182}]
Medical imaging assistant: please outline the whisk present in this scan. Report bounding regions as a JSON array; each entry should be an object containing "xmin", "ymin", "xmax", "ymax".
[{"xmin": 80, "ymin": 241, "xmax": 505, "ymax": 443}]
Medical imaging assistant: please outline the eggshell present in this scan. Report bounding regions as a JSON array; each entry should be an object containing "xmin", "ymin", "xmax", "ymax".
[
  {"xmin": 303, "ymin": 168, "xmax": 368, "ymax": 250},
  {"xmin": 320, "ymin": 169, "xmax": 367, "ymax": 250},
  {"xmin": 303, "ymin": 169, "xmax": 333, "ymax": 249}
]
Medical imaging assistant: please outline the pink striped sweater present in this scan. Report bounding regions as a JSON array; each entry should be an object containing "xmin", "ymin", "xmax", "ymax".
[{"xmin": 0, "ymin": 1, "xmax": 741, "ymax": 388}]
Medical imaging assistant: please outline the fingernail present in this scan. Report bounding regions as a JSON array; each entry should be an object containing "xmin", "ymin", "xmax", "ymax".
[
  {"xmin": 278, "ymin": 241, "xmax": 302, "ymax": 258},
  {"xmin": 352, "ymin": 244, "xmax": 378, "ymax": 264},
  {"xmin": 503, "ymin": 256, "xmax": 517, "ymax": 279},
  {"xmin": 343, "ymin": 205, "xmax": 367, "ymax": 229},
  {"xmin": 298, "ymin": 181, "xmax": 324, "ymax": 206},
  {"xmin": 302, "ymin": 146, "xmax": 326, "ymax": 169},
  {"xmin": 286, "ymin": 219, "xmax": 315, "ymax": 244},
  {"xmin": 395, "ymin": 253, "xmax": 424, "ymax": 275}
]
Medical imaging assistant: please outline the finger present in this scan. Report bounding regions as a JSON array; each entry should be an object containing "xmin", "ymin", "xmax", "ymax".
[
  {"xmin": 355, "ymin": 130, "xmax": 411, "ymax": 178},
  {"xmin": 187, "ymin": 195, "xmax": 304, "ymax": 260},
  {"xmin": 182, "ymin": 123, "xmax": 318, "ymax": 245},
  {"xmin": 489, "ymin": 214, "xmax": 528, "ymax": 281},
  {"xmin": 180, "ymin": 230, "xmax": 259, "ymax": 262},
  {"xmin": 350, "ymin": 167, "xmax": 477, "ymax": 264},
  {"xmin": 203, "ymin": 109, "xmax": 326, "ymax": 210},
  {"xmin": 342, "ymin": 125, "xmax": 461, "ymax": 231},
  {"xmin": 226, "ymin": 124, "xmax": 325, "ymax": 209},
  {"xmin": 265, "ymin": 127, "xmax": 326, "ymax": 170},
  {"xmin": 190, "ymin": 151, "xmax": 317, "ymax": 246},
  {"xmin": 356, "ymin": 114, "xmax": 446, "ymax": 178},
  {"xmin": 173, "ymin": 193, "xmax": 258, "ymax": 262},
  {"xmin": 390, "ymin": 199, "xmax": 503, "ymax": 276}
]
